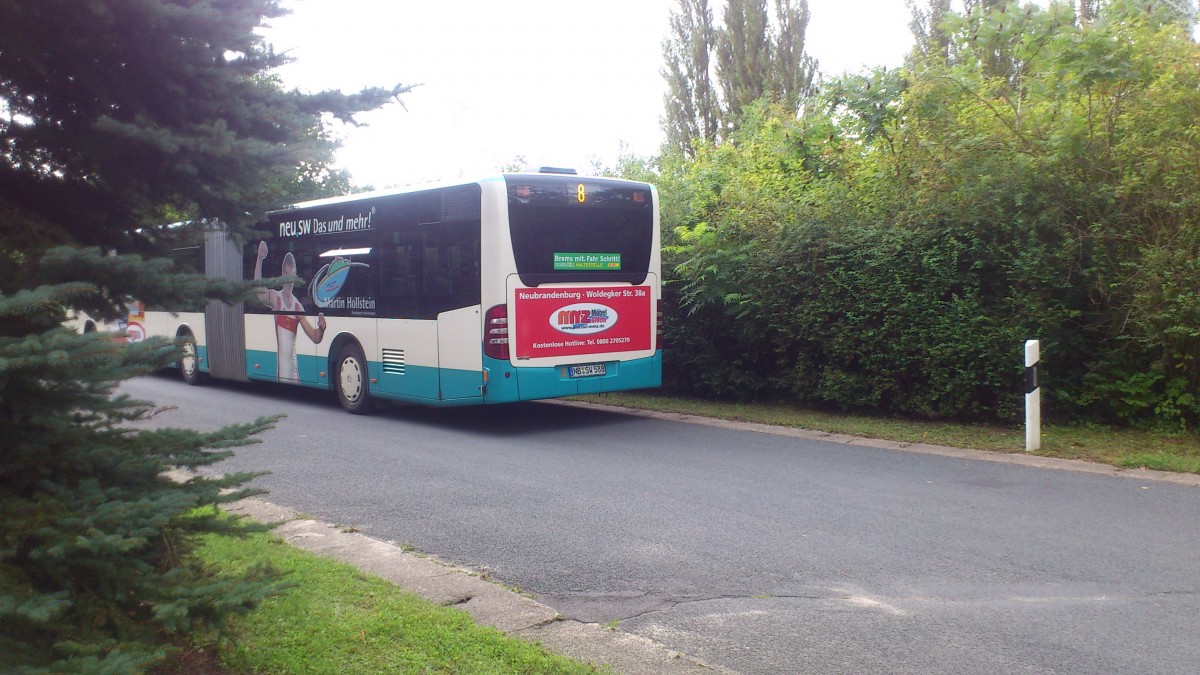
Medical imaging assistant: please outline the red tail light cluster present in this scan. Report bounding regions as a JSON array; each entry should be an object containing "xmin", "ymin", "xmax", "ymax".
[{"xmin": 484, "ymin": 304, "xmax": 510, "ymax": 360}]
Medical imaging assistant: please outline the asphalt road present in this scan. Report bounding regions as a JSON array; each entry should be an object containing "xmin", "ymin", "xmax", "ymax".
[{"xmin": 123, "ymin": 374, "xmax": 1200, "ymax": 674}]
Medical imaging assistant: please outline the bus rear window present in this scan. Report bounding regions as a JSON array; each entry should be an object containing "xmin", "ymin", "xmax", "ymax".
[{"xmin": 506, "ymin": 175, "xmax": 653, "ymax": 287}]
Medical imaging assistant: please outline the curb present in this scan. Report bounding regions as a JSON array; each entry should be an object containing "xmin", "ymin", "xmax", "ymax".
[
  {"xmin": 551, "ymin": 399, "xmax": 1200, "ymax": 488},
  {"xmin": 227, "ymin": 497, "xmax": 735, "ymax": 675}
]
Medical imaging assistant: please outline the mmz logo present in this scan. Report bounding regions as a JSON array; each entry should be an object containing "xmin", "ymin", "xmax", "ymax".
[{"xmin": 550, "ymin": 303, "xmax": 618, "ymax": 335}]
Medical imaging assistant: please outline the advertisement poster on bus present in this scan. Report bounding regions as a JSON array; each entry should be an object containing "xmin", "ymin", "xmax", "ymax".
[
  {"xmin": 124, "ymin": 300, "xmax": 146, "ymax": 343},
  {"xmin": 513, "ymin": 285, "xmax": 652, "ymax": 359}
]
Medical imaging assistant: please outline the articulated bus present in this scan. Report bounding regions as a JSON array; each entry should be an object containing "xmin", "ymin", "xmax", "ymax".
[{"xmin": 133, "ymin": 169, "xmax": 662, "ymax": 413}]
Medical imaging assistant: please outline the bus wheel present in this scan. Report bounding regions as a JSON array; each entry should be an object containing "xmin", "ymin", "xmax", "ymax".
[
  {"xmin": 178, "ymin": 332, "xmax": 202, "ymax": 385},
  {"xmin": 335, "ymin": 343, "xmax": 372, "ymax": 414}
]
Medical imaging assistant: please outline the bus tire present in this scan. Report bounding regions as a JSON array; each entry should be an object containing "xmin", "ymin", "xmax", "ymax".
[
  {"xmin": 178, "ymin": 331, "xmax": 202, "ymax": 386},
  {"xmin": 334, "ymin": 343, "xmax": 372, "ymax": 414}
]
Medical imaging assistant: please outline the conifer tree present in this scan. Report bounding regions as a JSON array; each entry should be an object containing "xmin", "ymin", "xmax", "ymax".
[{"xmin": 0, "ymin": 0, "xmax": 411, "ymax": 669}]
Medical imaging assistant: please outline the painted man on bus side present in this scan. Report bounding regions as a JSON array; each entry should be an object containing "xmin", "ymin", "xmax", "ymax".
[{"xmin": 255, "ymin": 241, "xmax": 327, "ymax": 382}]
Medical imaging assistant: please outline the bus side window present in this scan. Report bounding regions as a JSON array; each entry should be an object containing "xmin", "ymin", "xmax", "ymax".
[
  {"xmin": 171, "ymin": 245, "xmax": 204, "ymax": 275},
  {"xmin": 146, "ymin": 244, "xmax": 205, "ymax": 311},
  {"xmin": 454, "ymin": 224, "xmax": 481, "ymax": 309},
  {"xmin": 384, "ymin": 242, "xmax": 418, "ymax": 318},
  {"xmin": 447, "ymin": 240, "xmax": 480, "ymax": 301},
  {"xmin": 420, "ymin": 222, "xmax": 480, "ymax": 316},
  {"xmin": 298, "ymin": 248, "xmax": 318, "ymax": 305},
  {"xmin": 422, "ymin": 241, "xmax": 448, "ymax": 299}
]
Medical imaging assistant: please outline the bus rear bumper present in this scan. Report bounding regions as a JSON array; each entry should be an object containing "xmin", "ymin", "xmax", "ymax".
[{"xmin": 482, "ymin": 351, "xmax": 662, "ymax": 404}]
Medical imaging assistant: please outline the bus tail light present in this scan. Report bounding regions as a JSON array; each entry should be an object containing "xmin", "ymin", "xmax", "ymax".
[
  {"xmin": 656, "ymin": 300, "xmax": 664, "ymax": 351},
  {"xmin": 484, "ymin": 304, "xmax": 510, "ymax": 360}
]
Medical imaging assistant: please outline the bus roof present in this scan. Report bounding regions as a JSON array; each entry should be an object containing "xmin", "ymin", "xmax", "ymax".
[{"xmin": 270, "ymin": 170, "xmax": 652, "ymax": 214}]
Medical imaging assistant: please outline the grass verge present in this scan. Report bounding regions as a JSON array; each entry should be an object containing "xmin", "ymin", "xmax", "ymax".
[
  {"xmin": 192, "ymin": 530, "xmax": 598, "ymax": 674},
  {"xmin": 570, "ymin": 392, "xmax": 1200, "ymax": 474}
]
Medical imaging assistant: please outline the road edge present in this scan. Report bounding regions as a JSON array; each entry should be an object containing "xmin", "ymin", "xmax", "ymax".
[
  {"xmin": 550, "ymin": 399, "xmax": 1200, "ymax": 488},
  {"xmin": 226, "ymin": 496, "xmax": 737, "ymax": 675}
]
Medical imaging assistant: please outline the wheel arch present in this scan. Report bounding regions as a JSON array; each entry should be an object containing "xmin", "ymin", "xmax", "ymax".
[
  {"xmin": 175, "ymin": 325, "xmax": 202, "ymax": 385},
  {"xmin": 326, "ymin": 332, "xmax": 365, "ymax": 390}
]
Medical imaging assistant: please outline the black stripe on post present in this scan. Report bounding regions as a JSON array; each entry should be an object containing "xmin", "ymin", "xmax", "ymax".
[{"xmin": 1025, "ymin": 363, "xmax": 1039, "ymax": 394}]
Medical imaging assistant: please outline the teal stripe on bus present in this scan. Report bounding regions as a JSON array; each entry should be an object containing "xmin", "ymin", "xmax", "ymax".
[
  {"xmin": 242, "ymin": 349, "xmax": 662, "ymax": 407},
  {"xmin": 245, "ymin": 350, "xmax": 327, "ymax": 387}
]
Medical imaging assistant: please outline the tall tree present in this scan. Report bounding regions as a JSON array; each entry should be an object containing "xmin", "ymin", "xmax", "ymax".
[
  {"xmin": 662, "ymin": 0, "xmax": 721, "ymax": 156},
  {"xmin": 0, "ymin": 0, "xmax": 411, "ymax": 670},
  {"xmin": 962, "ymin": 0, "xmax": 1014, "ymax": 78},
  {"xmin": 0, "ymin": 0, "xmax": 409, "ymax": 254},
  {"xmin": 717, "ymin": 0, "xmax": 773, "ymax": 118},
  {"xmin": 662, "ymin": 0, "xmax": 817, "ymax": 156},
  {"xmin": 770, "ymin": 0, "xmax": 820, "ymax": 113},
  {"xmin": 1135, "ymin": 0, "xmax": 1197, "ymax": 29},
  {"xmin": 908, "ymin": 0, "xmax": 953, "ymax": 61}
]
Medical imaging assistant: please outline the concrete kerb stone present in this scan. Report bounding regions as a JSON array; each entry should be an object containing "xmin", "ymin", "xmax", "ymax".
[
  {"xmin": 519, "ymin": 621, "xmax": 728, "ymax": 675},
  {"xmin": 550, "ymin": 399, "xmax": 1200, "ymax": 488},
  {"xmin": 225, "ymin": 497, "xmax": 732, "ymax": 674}
]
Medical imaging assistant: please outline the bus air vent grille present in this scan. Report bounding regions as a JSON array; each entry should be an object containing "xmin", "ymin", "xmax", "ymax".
[{"xmin": 382, "ymin": 348, "xmax": 406, "ymax": 375}]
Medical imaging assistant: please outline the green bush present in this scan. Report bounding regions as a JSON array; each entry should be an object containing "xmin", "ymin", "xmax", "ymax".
[{"xmin": 654, "ymin": 2, "xmax": 1200, "ymax": 429}]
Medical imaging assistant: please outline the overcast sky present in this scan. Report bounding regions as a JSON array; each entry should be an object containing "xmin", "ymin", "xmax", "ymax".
[{"xmin": 262, "ymin": 0, "xmax": 916, "ymax": 189}]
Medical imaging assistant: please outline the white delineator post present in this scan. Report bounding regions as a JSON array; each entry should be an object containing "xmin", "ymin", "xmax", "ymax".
[{"xmin": 1025, "ymin": 340, "xmax": 1041, "ymax": 452}]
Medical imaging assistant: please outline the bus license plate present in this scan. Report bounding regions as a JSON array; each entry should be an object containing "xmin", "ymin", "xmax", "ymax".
[{"xmin": 568, "ymin": 364, "xmax": 606, "ymax": 378}]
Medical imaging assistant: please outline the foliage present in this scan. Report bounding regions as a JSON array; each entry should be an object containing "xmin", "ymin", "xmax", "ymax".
[
  {"xmin": 0, "ymin": 0, "xmax": 407, "ymax": 253},
  {"xmin": 661, "ymin": 0, "xmax": 818, "ymax": 155},
  {"xmin": 650, "ymin": 0, "xmax": 1200, "ymax": 429},
  {"xmin": 0, "ymin": 250, "xmax": 286, "ymax": 671},
  {"xmin": 0, "ymin": 0, "xmax": 410, "ymax": 670},
  {"xmin": 662, "ymin": 0, "xmax": 721, "ymax": 156},
  {"xmin": 908, "ymin": 0, "xmax": 953, "ymax": 61}
]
